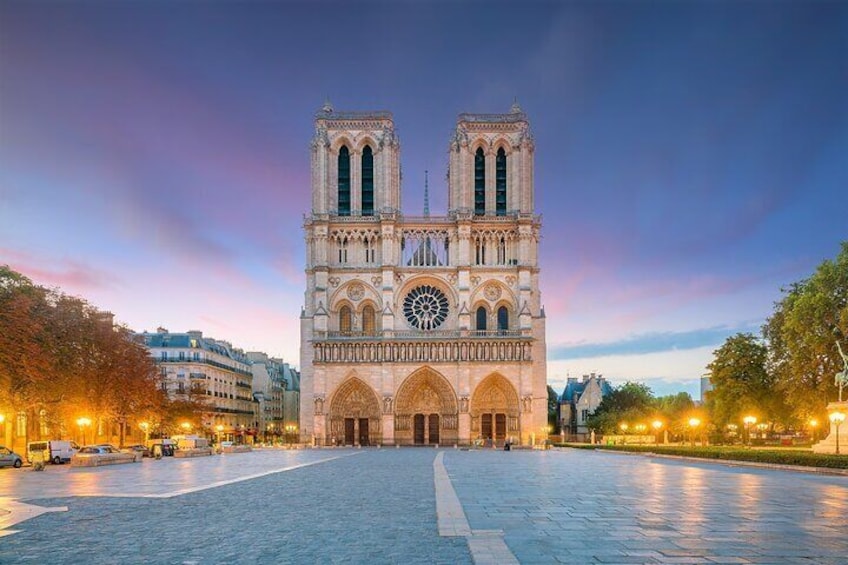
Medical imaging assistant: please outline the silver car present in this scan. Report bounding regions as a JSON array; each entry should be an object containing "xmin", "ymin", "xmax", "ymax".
[{"xmin": 0, "ymin": 446, "xmax": 23, "ymax": 468}]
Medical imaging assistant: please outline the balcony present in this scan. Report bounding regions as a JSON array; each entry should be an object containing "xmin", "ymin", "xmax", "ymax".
[{"xmin": 315, "ymin": 329, "xmax": 530, "ymax": 341}]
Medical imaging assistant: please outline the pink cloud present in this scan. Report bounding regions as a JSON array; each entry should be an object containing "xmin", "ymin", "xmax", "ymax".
[{"xmin": 0, "ymin": 247, "xmax": 121, "ymax": 292}]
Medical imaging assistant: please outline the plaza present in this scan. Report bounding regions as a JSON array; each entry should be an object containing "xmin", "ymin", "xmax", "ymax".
[{"xmin": 1, "ymin": 448, "xmax": 846, "ymax": 564}]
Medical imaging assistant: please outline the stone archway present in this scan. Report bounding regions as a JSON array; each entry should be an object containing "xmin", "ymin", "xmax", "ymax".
[
  {"xmin": 394, "ymin": 367, "xmax": 458, "ymax": 445},
  {"xmin": 328, "ymin": 377, "xmax": 382, "ymax": 446},
  {"xmin": 470, "ymin": 373, "xmax": 520, "ymax": 444}
]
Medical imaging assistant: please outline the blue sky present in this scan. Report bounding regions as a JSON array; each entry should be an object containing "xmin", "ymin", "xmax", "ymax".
[{"xmin": 1, "ymin": 1, "xmax": 846, "ymax": 398}]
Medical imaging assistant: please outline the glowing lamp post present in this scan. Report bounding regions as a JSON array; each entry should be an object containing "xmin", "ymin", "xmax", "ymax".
[
  {"xmin": 809, "ymin": 419, "xmax": 819, "ymax": 443},
  {"xmin": 688, "ymin": 418, "xmax": 701, "ymax": 447},
  {"xmin": 652, "ymin": 420, "xmax": 663, "ymax": 445},
  {"xmin": 743, "ymin": 416, "xmax": 757, "ymax": 445},
  {"xmin": 180, "ymin": 422, "xmax": 192, "ymax": 435},
  {"xmin": 829, "ymin": 411, "xmax": 845, "ymax": 455},
  {"xmin": 77, "ymin": 417, "xmax": 92, "ymax": 446},
  {"xmin": 139, "ymin": 421, "xmax": 150, "ymax": 445}
]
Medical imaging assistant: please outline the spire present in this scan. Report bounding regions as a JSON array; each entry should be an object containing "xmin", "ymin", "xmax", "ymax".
[
  {"xmin": 423, "ymin": 169, "xmax": 430, "ymax": 218},
  {"xmin": 510, "ymin": 97, "xmax": 522, "ymax": 114}
]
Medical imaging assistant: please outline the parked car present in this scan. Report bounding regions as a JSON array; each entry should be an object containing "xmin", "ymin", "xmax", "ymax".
[
  {"xmin": 71, "ymin": 445, "xmax": 137, "ymax": 467},
  {"xmin": 121, "ymin": 444, "xmax": 150, "ymax": 458},
  {"xmin": 0, "ymin": 446, "xmax": 24, "ymax": 468},
  {"xmin": 27, "ymin": 440, "xmax": 80, "ymax": 465}
]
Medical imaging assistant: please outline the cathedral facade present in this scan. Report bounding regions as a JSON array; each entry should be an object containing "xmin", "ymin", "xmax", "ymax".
[{"xmin": 299, "ymin": 103, "xmax": 547, "ymax": 446}]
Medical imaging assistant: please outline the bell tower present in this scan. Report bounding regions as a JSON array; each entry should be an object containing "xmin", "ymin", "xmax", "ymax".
[
  {"xmin": 447, "ymin": 102, "xmax": 535, "ymax": 216},
  {"xmin": 310, "ymin": 102, "xmax": 401, "ymax": 216}
]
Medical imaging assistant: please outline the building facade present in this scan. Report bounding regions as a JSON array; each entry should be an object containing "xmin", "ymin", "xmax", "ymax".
[
  {"xmin": 248, "ymin": 352, "xmax": 301, "ymax": 441},
  {"xmin": 559, "ymin": 373, "xmax": 612, "ymax": 440},
  {"xmin": 142, "ymin": 330, "xmax": 258, "ymax": 439},
  {"xmin": 300, "ymin": 102, "xmax": 548, "ymax": 446}
]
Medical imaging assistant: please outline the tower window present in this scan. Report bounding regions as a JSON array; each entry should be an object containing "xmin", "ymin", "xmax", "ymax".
[
  {"xmin": 362, "ymin": 145, "xmax": 374, "ymax": 216},
  {"xmin": 476, "ymin": 306, "xmax": 488, "ymax": 332},
  {"xmin": 497, "ymin": 306, "xmax": 509, "ymax": 332},
  {"xmin": 496, "ymin": 147, "xmax": 507, "ymax": 216},
  {"xmin": 362, "ymin": 305, "xmax": 376, "ymax": 335},
  {"xmin": 474, "ymin": 147, "xmax": 485, "ymax": 215},
  {"xmin": 340, "ymin": 306, "xmax": 352, "ymax": 334},
  {"xmin": 338, "ymin": 146, "xmax": 351, "ymax": 216},
  {"xmin": 338, "ymin": 237, "xmax": 348, "ymax": 264}
]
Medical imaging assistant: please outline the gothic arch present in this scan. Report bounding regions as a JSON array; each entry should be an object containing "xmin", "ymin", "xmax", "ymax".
[
  {"xmin": 354, "ymin": 136, "xmax": 379, "ymax": 153},
  {"xmin": 469, "ymin": 279, "xmax": 517, "ymax": 308},
  {"xmin": 394, "ymin": 366, "xmax": 458, "ymax": 445},
  {"xmin": 328, "ymin": 376, "xmax": 382, "ymax": 445},
  {"xmin": 329, "ymin": 281, "xmax": 381, "ymax": 312},
  {"xmin": 470, "ymin": 373, "xmax": 520, "ymax": 442}
]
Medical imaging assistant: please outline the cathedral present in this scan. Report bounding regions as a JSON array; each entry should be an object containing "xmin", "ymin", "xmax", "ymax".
[{"xmin": 299, "ymin": 102, "xmax": 547, "ymax": 446}]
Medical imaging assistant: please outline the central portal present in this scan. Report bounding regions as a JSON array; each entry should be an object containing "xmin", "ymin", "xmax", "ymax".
[{"xmin": 394, "ymin": 367, "xmax": 458, "ymax": 446}]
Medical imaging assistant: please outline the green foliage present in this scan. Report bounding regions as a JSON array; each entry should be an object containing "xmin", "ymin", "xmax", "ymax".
[
  {"xmin": 764, "ymin": 242, "xmax": 848, "ymax": 420},
  {"xmin": 560, "ymin": 444, "xmax": 848, "ymax": 470},
  {"xmin": 586, "ymin": 381, "xmax": 654, "ymax": 434},
  {"xmin": 706, "ymin": 333, "xmax": 790, "ymax": 428},
  {"xmin": 547, "ymin": 385, "xmax": 559, "ymax": 432}
]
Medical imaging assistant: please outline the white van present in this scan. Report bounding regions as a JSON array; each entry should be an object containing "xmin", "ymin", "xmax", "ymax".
[{"xmin": 27, "ymin": 440, "xmax": 80, "ymax": 464}]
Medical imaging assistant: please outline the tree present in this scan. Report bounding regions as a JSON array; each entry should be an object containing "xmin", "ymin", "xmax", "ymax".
[
  {"xmin": 547, "ymin": 385, "xmax": 560, "ymax": 433},
  {"xmin": 1, "ymin": 265, "xmax": 165, "ymax": 444},
  {"xmin": 586, "ymin": 382, "xmax": 654, "ymax": 434},
  {"xmin": 706, "ymin": 333, "xmax": 789, "ymax": 428},
  {"xmin": 764, "ymin": 242, "xmax": 848, "ymax": 420},
  {"xmin": 654, "ymin": 392, "xmax": 696, "ymax": 439}
]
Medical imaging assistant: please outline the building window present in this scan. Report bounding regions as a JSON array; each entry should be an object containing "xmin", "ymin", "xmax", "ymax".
[
  {"xmin": 338, "ymin": 237, "xmax": 348, "ymax": 264},
  {"xmin": 496, "ymin": 147, "xmax": 507, "ymax": 216},
  {"xmin": 340, "ymin": 306, "xmax": 352, "ymax": 334},
  {"xmin": 475, "ymin": 237, "xmax": 485, "ymax": 265},
  {"xmin": 338, "ymin": 146, "xmax": 351, "ymax": 216},
  {"xmin": 362, "ymin": 145, "xmax": 374, "ymax": 216},
  {"xmin": 362, "ymin": 305, "xmax": 376, "ymax": 335},
  {"xmin": 474, "ymin": 147, "xmax": 485, "ymax": 215},
  {"xmin": 364, "ymin": 237, "xmax": 376, "ymax": 264},
  {"xmin": 179, "ymin": 351, "xmax": 185, "ymax": 361},
  {"xmin": 193, "ymin": 352, "xmax": 200, "ymax": 361},
  {"xmin": 497, "ymin": 306, "xmax": 509, "ymax": 332},
  {"xmin": 476, "ymin": 306, "xmax": 487, "ymax": 331},
  {"xmin": 581, "ymin": 409, "xmax": 589, "ymax": 423}
]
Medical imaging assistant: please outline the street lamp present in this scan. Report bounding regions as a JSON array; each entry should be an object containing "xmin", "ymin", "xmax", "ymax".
[
  {"xmin": 757, "ymin": 422, "xmax": 768, "ymax": 440},
  {"xmin": 139, "ymin": 421, "xmax": 150, "ymax": 445},
  {"xmin": 743, "ymin": 415, "xmax": 757, "ymax": 445},
  {"xmin": 829, "ymin": 410, "xmax": 845, "ymax": 455},
  {"xmin": 77, "ymin": 417, "xmax": 91, "ymax": 446},
  {"xmin": 652, "ymin": 420, "xmax": 663, "ymax": 445},
  {"xmin": 688, "ymin": 418, "xmax": 701, "ymax": 447},
  {"xmin": 809, "ymin": 419, "xmax": 819, "ymax": 443},
  {"xmin": 180, "ymin": 422, "xmax": 192, "ymax": 434},
  {"xmin": 619, "ymin": 423, "xmax": 629, "ymax": 434}
]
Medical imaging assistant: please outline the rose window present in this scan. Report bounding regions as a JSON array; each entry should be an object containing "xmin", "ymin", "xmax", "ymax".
[{"xmin": 403, "ymin": 285, "xmax": 449, "ymax": 330}]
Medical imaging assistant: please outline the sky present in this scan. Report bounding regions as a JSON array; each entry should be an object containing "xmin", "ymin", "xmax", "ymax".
[{"xmin": 1, "ymin": 1, "xmax": 846, "ymax": 399}]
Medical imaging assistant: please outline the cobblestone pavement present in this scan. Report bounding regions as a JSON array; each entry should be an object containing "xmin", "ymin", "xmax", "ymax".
[
  {"xmin": 447, "ymin": 449, "xmax": 848, "ymax": 564},
  {"xmin": 0, "ymin": 447, "xmax": 846, "ymax": 564}
]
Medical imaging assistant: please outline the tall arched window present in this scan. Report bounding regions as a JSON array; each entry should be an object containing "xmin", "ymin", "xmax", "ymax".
[
  {"xmin": 340, "ymin": 306, "xmax": 352, "ymax": 334},
  {"xmin": 338, "ymin": 146, "xmax": 351, "ymax": 216},
  {"xmin": 362, "ymin": 305, "xmax": 376, "ymax": 335},
  {"xmin": 474, "ymin": 147, "xmax": 485, "ymax": 215},
  {"xmin": 361, "ymin": 145, "xmax": 374, "ymax": 216},
  {"xmin": 497, "ymin": 306, "xmax": 509, "ymax": 333},
  {"xmin": 476, "ymin": 306, "xmax": 488, "ymax": 332},
  {"xmin": 496, "ymin": 147, "xmax": 507, "ymax": 216}
]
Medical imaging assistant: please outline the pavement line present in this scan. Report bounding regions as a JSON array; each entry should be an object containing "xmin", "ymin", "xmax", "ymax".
[
  {"xmin": 76, "ymin": 452, "xmax": 364, "ymax": 499},
  {"xmin": 433, "ymin": 452, "xmax": 519, "ymax": 565},
  {"xmin": 0, "ymin": 498, "xmax": 67, "ymax": 537}
]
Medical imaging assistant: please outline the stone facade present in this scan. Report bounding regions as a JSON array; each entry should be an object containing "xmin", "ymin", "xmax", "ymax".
[
  {"xmin": 300, "ymin": 102, "xmax": 547, "ymax": 446},
  {"xmin": 559, "ymin": 373, "xmax": 612, "ymax": 440}
]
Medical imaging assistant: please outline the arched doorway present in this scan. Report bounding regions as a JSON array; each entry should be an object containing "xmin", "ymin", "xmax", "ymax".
[
  {"xmin": 395, "ymin": 367, "xmax": 458, "ymax": 445},
  {"xmin": 470, "ymin": 373, "xmax": 520, "ymax": 445},
  {"xmin": 328, "ymin": 377, "xmax": 382, "ymax": 446}
]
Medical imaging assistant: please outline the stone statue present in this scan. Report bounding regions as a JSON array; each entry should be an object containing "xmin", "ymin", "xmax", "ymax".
[{"xmin": 836, "ymin": 341, "xmax": 848, "ymax": 401}]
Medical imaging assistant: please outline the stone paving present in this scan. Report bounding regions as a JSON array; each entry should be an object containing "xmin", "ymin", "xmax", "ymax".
[{"xmin": 0, "ymin": 447, "xmax": 846, "ymax": 564}]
